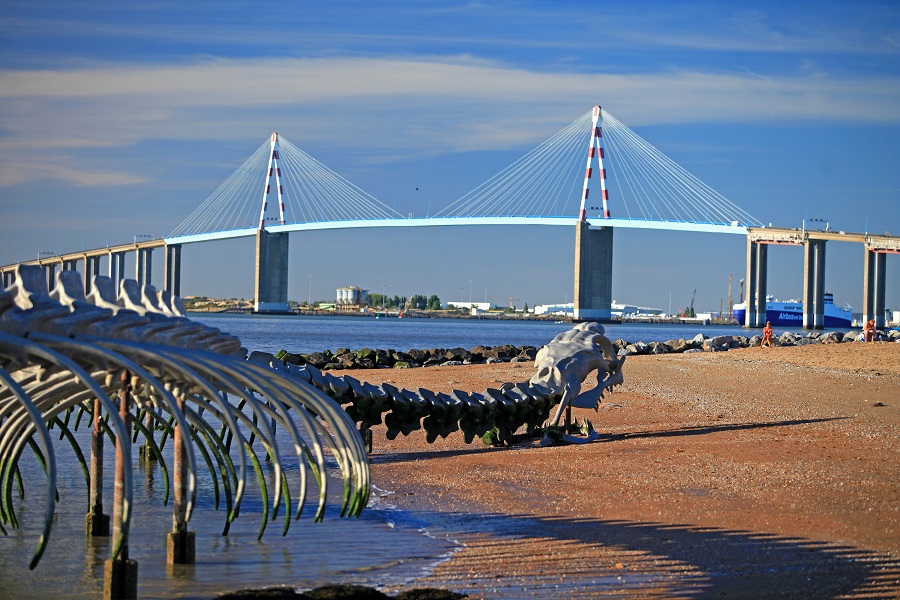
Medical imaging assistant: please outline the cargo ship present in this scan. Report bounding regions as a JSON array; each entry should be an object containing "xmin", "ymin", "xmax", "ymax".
[{"xmin": 732, "ymin": 292, "xmax": 852, "ymax": 328}]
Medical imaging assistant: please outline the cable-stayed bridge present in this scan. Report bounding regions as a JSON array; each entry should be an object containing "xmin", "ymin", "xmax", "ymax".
[
  {"xmin": 3, "ymin": 106, "xmax": 896, "ymax": 327},
  {"xmin": 166, "ymin": 107, "xmax": 758, "ymax": 246}
]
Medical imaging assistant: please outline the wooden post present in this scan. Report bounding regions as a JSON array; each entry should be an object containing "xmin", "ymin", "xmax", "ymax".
[
  {"xmin": 86, "ymin": 397, "xmax": 110, "ymax": 536},
  {"xmin": 167, "ymin": 392, "xmax": 195, "ymax": 564},
  {"xmin": 104, "ymin": 371, "xmax": 138, "ymax": 600}
]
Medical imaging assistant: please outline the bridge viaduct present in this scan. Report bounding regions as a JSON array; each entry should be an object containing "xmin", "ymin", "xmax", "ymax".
[{"xmin": 3, "ymin": 221, "xmax": 897, "ymax": 329}]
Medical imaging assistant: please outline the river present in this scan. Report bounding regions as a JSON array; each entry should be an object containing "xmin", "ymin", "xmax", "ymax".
[{"xmin": 189, "ymin": 313, "xmax": 829, "ymax": 356}]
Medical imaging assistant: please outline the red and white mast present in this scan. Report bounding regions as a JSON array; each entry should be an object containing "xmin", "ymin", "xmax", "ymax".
[
  {"xmin": 578, "ymin": 105, "xmax": 611, "ymax": 221},
  {"xmin": 257, "ymin": 132, "xmax": 286, "ymax": 229}
]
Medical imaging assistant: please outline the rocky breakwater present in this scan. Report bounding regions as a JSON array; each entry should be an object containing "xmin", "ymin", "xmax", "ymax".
[
  {"xmin": 615, "ymin": 328, "xmax": 898, "ymax": 356},
  {"xmin": 275, "ymin": 344, "xmax": 538, "ymax": 370},
  {"xmin": 275, "ymin": 329, "xmax": 898, "ymax": 371}
]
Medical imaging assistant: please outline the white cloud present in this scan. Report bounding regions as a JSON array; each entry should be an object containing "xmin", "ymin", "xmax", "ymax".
[{"xmin": 0, "ymin": 56, "xmax": 898, "ymax": 186}]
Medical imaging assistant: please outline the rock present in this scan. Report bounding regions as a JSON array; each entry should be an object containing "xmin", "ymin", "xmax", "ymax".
[
  {"xmin": 492, "ymin": 344, "xmax": 518, "ymax": 358},
  {"xmin": 407, "ymin": 348, "xmax": 429, "ymax": 363},
  {"xmin": 820, "ymin": 331, "xmax": 843, "ymax": 344},
  {"xmin": 778, "ymin": 332, "xmax": 798, "ymax": 346},
  {"xmin": 443, "ymin": 347, "xmax": 471, "ymax": 362},
  {"xmin": 703, "ymin": 335, "xmax": 732, "ymax": 352},
  {"xmin": 689, "ymin": 333, "xmax": 706, "ymax": 347},
  {"xmin": 730, "ymin": 336, "xmax": 748, "ymax": 348},
  {"xmin": 355, "ymin": 347, "xmax": 376, "ymax": 361},
  {"xmin": 304, "ymin": 352, "xmax": 331, "ymax": 369},
  {"xmin": 214, "ymin": 587, "xmax": 305, "ymax": 599},
  {"xmin": 395, "ymin": 589, "xmax": 467, "ymax": 600},
  {"xmin": 647, "ymin": 341, "xmax": 671, "ymax": 354},
  {"xmin": 518, "ymin": 346, "xmax": 538, "ymax": 361},
  {"xmin": 305, "ymin": 584, "xmax": 390, "ymax": 600},
  {"xmin": 666, "ymin": 338, "xmax": 689, "ymax": 352},
  {"xmin": 624, "ymin": 341, "xmax": 648, "ymax": 355}
]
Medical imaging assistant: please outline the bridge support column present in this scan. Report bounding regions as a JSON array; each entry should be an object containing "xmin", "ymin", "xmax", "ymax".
[
  {"xmin": 1, "ymin": 270, "xmax": 13, "ymax": 288},
  {"xmin": 255, "ymin": 230, "xmax": 290, "ymax": 312},
  {"xmin": 109, "ymin": 252, "xmax": 126, "ymax": 289},
  {"xmin": 803, "ymin": 239, "xmax": 827, "ymax": 330},
  {"xmin": 84, "ymin": 256, "xmax": 101, "ymax": 294},
  {"xmin": 42, "ymin": 263, "xmax": 58, "ymax": 292},
  {"xmin": 164, "ymin": 244, "xmax": 182, "ymax": 297},
  {"xmin": 63, "ymin": 259, "xmax": 78, "ymax": 271},
  {"xmin": 744, "ymin": 239, "xmax": 768, "ymax": 327},
  {"xmin": 863, "ymin": 248, "xmax": 887, "ymax": 329},
  {"xmin": 135, "ymin": 248, "xmax": 153, "ymax": 287},
  {"xmin": 573, "ymin": 222, "xmax": 613, "ymax": 321}
]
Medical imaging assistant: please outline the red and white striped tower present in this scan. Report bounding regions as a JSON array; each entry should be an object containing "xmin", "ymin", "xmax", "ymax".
[
  {"xmin": 257, "ymin": 132, "xmax": 286, "ymax": 229},
  {"xmin": 578, "ymin": 105, "xmax": 611, "ymax": 221}
]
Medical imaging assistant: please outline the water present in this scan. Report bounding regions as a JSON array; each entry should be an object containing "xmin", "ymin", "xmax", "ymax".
[
  {"xmin": 190, "ymin": 312, "xmax": 828, "ymax": 356},
  {"xmin": 1, "ymin": 314, "xmax": 850, "ymax": 599},
  {"xmin": 0, "ymin": 427, "xmax": 458, "ymax": 599}
]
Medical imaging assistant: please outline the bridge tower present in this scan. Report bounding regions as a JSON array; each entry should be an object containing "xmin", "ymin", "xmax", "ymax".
[
  {"xmin": 573, "ymin": 105, "xmax": 614, "ymax": 321},
  {"xmin": 254, "ymin": 133, "xmax": 290, "ymax": 312}
]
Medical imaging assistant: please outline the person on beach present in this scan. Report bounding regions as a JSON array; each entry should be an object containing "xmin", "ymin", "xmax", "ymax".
[
  {"xmin": 761, "ymin": 321, "xmax": 774, "ymax": 347},
  {"xmin": 864, "ymin": 319, "xmax": 876, "ymax": 342}
]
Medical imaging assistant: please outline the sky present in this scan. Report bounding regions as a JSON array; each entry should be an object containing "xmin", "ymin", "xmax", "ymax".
[{"xmin": 1, "ymin": 1, "xmax": 898, "ymax": 316}]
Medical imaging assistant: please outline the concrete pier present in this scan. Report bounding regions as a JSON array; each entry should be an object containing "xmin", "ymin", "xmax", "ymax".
[
  {"xmin": 573, "ymin": 221, "xmax": 613, "ymax": 321},
  {"xmin": 164, "ymin": 243, "xmax": 182, "ymax": 296},
  {"xmin": 109, "ymin": 252, "xmax": 126, "ymax": 289},
  {"xmin": 84, "ymin": 255, "xmax": 101, "ymax": 294},
  {"xmin": 135, "ymin": 247, "xmax": 153, "ymax": 286},
  {"xmin": 745, "ymin": 227, "xmax": 900, "ymax": 330},
  {"xmin": 803, "ymin": 239, "xmax": 827, "ymax": 329},
  {"xmin": 744, "ymin": 238, "xmax": 769, "ymax": 327},
  {"xmin": 863, "ymin": 248, "xmax": 888, "ymax": 328},
  {"xmin": 254, "ymin": 230, "xmax": 290, "ymax": 312}
]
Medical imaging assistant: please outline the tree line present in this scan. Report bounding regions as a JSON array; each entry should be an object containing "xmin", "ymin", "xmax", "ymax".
[{"xmin": 367, "ymin": 293, "xmax": 442, "ymax": 310}]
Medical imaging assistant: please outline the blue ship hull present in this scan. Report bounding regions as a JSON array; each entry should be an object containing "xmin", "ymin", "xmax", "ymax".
[{"xmin": 732, "ymin": 299, "xmax": 852, "ymax": 329}]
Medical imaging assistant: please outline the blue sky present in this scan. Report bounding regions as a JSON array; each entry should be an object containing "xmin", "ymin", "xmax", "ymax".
[{"xmin": 1, "ymin": 1, "xmax": 898, "ymax": 316}]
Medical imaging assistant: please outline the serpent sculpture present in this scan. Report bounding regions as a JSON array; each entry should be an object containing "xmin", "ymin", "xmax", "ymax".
[
  {"xmin": 0, "ymin": 264, "xmax": 622, "ymax": 596},
  {"xmin": 266, "ymin": 322, "xmax": 625, "ymax": 448}
]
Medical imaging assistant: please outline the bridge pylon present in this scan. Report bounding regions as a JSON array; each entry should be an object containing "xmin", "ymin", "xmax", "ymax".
[
  {"xmin": 578, "ymin": 105, "xmax": 611, "ymax": 221},
  {"xmin": 258, "ymin": 132, "xmax": 286, "ymax": 229},
  {"xmin": 253, "ymin": 132, "xmax": 291, "ymax": 313},
  {"xmin": 573, "ymin": 105, "xmax": 614, "ymax": 321}
]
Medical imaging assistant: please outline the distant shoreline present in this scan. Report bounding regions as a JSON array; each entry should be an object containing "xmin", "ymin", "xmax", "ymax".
[{"xmin": 187, "ymin": 308, "xmax": 744, "ymax": 326}]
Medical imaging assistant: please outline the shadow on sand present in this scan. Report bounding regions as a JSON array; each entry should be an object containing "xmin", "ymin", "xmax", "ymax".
[{"xmin": 370, "ymin": 416, "xmax": 898, "ymax": 598}]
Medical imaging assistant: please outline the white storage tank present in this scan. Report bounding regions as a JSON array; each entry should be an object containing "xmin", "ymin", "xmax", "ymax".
[{"xmin": 336, "ymin": 286, "xmax": 368, "ymax": 306}]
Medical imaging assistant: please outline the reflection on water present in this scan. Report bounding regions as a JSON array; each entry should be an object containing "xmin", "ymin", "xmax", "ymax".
[{"xmin": 0, "ymin": 427, "xmax": 458, "ymax": 600}]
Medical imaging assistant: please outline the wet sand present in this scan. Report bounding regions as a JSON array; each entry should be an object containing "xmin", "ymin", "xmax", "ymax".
[{"xmin": 330, "ymin": 342, "xmax": 900, "ymax": 598}]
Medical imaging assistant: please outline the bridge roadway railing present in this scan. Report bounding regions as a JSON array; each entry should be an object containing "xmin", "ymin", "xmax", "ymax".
[
  {"xmin": 9, "ymin": 218, "xmax": 896, "ymax": 329},
  {"xmin": 2, "ymin": 216, "xmax": 749, "ymax": 299}
]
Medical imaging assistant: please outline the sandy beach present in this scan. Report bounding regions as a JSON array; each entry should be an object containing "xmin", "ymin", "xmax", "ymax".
[{"xmin": 327, "ymin": 342, "xmax": 900, "ymax": 598}]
